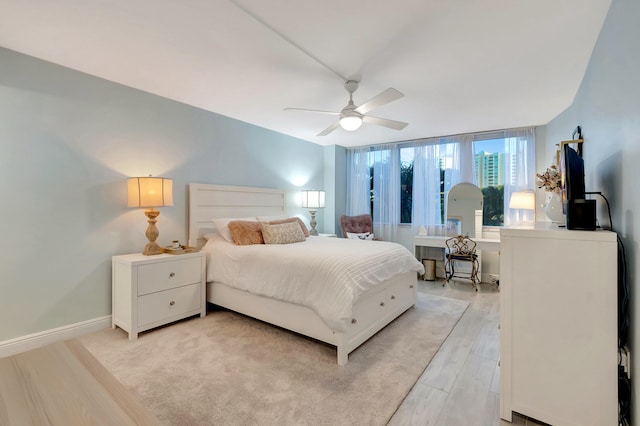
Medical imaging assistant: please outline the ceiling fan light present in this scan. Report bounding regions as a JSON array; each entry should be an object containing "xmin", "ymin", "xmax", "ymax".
[{"xmin": 339, "ymin": 115, "xmax": 363, "ymax": 131}]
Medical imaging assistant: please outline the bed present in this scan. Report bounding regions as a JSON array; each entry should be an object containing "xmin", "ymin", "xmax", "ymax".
[{"xmin": 188, "ymin": 183, "xmax": 424, "ymax": 365}]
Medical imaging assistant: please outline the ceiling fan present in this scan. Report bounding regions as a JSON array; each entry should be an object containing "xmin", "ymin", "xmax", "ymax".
[{"xmin": 285, "ymin": 80, "xmax": 408, "ymax": 136}]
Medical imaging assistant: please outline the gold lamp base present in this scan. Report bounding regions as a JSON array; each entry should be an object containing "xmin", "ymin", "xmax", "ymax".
[{"xmin": 143, "ymin": 208, "xmax": 163, "ymax": 255}]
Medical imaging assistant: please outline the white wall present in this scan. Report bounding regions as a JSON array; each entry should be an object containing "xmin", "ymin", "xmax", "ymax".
[{"xmin": 0, "ymin": 47, "xmax": 328, "ymax": 342}]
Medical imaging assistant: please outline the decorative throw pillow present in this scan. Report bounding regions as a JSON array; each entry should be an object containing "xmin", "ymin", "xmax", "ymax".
[
  {"xmin": 346, "ymin": 232, "xmax": 375, "ymax": 240},
  {"xmin": 268, "ymin": 217, "xmax": 310, "ymax": 237},
  {"xmin": 228, "ymin": 221, "xmax": 264, "ymax": 245},
  {"xmin": 212, "ymin": 217, "xmax": 257, "ymax": 242},
  {"xmin": 261, "ymin": 221, "xmax": 306, "ymax": 244}
]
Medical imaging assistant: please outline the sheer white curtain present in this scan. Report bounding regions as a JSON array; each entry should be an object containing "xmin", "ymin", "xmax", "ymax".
[
  {"xmin": 503, "ymin": 127, "xmax": 536, "ymax": 226},
  {"xmin": 345, "ymin": 147, "xmax": 371, "ymax": 216},
  {"xmin": 451, "ymin": 134, "xmax": 476, "ymax": 184},
  {"xmin": 412, "ymin": 143, "xmax": 444, "ymax": 234},
  {"xmin": 371, "ymin": 144, "xmax": 400, "ymax": 240},
  {"xmin": 412, "ymin": 136, "xmax": 477, "ymax": 234}
]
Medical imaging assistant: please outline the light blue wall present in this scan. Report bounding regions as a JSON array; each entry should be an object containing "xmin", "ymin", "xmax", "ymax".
[
  {"xmin": 0, "ymin": 47, "xmax": 327, "ymax": 341},
  {"xmin": 543, "ymin": 0, "xmax": 639, "ymax": 420},
  {"xmin": 323, "ymin": 144, "xmax": 347, "ymax": 235}
]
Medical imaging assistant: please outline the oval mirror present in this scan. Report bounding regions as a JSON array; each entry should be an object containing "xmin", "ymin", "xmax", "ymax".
[{"xmin": 446, "ymin": 183, "xmax": 483, "ymax": 237}]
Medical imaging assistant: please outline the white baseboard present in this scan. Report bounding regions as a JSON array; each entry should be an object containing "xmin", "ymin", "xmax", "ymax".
[{"xmin": 0, "ymin": 315, "xmax": 112, "ymax": 358}]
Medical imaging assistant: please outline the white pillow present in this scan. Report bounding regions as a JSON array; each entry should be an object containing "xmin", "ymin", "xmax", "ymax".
[
  {"xmin": 346, "ymin": 232, "xmax": 375, "ymax": 240},
  {"xmin": 212, "ymin": 217, "xmax": 257, "ymax": 242}
]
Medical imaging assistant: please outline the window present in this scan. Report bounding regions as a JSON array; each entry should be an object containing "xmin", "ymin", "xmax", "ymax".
[
  {"xmin": 400, "ymin": 141, "xmax": 467, "ymax": 225},
  {"xmin": 347, "ymin": 127, "xmax": 534, "ymax": 230},
  {"xmin": 473, "ymin": 138, "xmax": 505, "ymax": 226},
  {"xmin": 400, "ymin": 149, "xmax": 413, "ymax": 224},
  {"xmin": 399, "ymin": 138, "xmax": 508, "ymax": 226}
]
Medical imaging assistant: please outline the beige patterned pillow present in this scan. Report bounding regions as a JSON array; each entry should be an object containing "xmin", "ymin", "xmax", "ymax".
[
  {"xmin": 268, "ymin": 217, "xmax": 310, "ymax": 237},
  {"xmin": 261, "ymin": 221, "xmax": 306, "ymax": 244}
]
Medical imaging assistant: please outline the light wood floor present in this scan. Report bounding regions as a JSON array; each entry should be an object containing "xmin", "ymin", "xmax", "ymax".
[
  {"xmin": 0, "ymin": 339, "xmax": 159, "ymax": 425},
  {"xmin": 388, "ymin": 278, "xmax": 547, "ymax": 426}
]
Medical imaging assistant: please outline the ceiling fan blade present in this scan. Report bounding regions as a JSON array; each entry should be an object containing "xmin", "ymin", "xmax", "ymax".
[
  {"xmin": 362, "ymin": 115, "xmax": 408, "ymax": 131},
  {"xmin": 355, "ymin": 88, "xmax": 404, "ymax": 114},
  {"xmin": 284, "ymin": 107, "xmax": 340, "ymax": 116},
  {"xmin": 317, "ymin": 121, "xmax": 341, "ymax": 136}
]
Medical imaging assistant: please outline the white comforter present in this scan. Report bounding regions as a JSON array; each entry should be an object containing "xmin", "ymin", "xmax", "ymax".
[{"xmin": 202, "ymin": 235, "xmax": 425, "ymax": 331}]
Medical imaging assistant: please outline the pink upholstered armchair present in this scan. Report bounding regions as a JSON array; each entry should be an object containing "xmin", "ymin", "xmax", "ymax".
[{"xmin": 339, "ymin": 214, "xmax": 381, "ymax": 240}]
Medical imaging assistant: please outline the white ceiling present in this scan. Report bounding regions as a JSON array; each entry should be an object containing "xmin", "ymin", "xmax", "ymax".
[{"xmin": 0, "ymin": 0, "xmax": 611, "ymax": 147}]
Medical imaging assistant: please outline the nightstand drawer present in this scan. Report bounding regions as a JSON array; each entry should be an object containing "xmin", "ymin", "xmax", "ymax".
[
  {"xmin": 137, "ymin": 257, "xmax": 202, "ymax": 295},
  {"xmin": 137, "ymin": 283, "xmax": 202, "ymax": 327}
]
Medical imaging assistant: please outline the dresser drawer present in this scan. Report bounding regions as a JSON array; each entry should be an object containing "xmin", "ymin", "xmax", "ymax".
[
  {"xmin": 137, "ymin": 257, "xmax": 202, "ymax": 295},
  {"xmin": 137, "ymin": 283, "xmax": 202, "ymax": 327}
]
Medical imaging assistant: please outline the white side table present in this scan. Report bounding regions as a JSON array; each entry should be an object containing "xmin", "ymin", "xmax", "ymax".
[{"xmin": 112, "ymin": 251, "xmax": 206, "ymax": 340}]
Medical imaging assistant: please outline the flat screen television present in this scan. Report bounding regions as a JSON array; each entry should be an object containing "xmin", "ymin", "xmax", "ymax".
[
  {"xmin": 561, "ymin": 143, "xmax": 595, "ymax": 230},
  {"xmin": 560, "ymin": 144, "xmax": 585, "ymax": 213}
]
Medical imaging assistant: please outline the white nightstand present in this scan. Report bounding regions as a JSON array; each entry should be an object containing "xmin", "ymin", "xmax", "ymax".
[{"xmin": 112, "ymin": 251, "xmax": 206, "ymax": 340}]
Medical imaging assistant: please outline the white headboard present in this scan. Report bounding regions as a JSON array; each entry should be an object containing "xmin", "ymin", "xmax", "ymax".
[{"xmin": 188, "ymin": 183, "xmax": 287, "ymax": 247}]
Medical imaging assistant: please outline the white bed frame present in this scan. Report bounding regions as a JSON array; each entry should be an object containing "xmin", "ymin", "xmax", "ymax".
[{"xmin": 188, "ymin": 183, "xmax": 417, "ymax": 365}]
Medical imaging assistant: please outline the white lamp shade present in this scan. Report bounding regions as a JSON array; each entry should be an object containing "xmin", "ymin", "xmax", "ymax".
[
  {"xmin": 339, "ymin": 115, "xmax": 363, "ymax": 131},
  {"xmin": 127, "ymin": 177, "xmax": 174, "ymax": 208},
  {"xmin": 508, "ymin": 190, "xmax": 535, "ymax": 210},
  {"xmin": 301, "ymin": 190, "xmax": 325, "ymax": 209}
]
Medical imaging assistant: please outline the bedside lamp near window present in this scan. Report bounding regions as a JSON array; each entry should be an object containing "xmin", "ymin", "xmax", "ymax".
[
  {"xmin": 127, "ymin": 176, "xmax": 173, "ymax": 255},
  {"xmin": 301, "ymin": 190, "xmax": 325, "ymax": 236}
]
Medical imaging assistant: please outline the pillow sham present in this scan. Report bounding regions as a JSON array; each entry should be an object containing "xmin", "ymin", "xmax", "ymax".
[
  {"xmin": 228, "ymin": 220, "xmax": 264, "ymax": 245},
  {"xmin": 212, "ymin": 217, "xmax": 257, "ymax": 242},
  {"xmin": 261, "ymin": 221, "xmax": 306, "ymax": 244},
  {"xmin": 267, "ymin": 217, "xmax": 310, "ymax": 237},
  {"xmin": 346, "ymin": 232, "xmax": 375, "ymax": 240}
]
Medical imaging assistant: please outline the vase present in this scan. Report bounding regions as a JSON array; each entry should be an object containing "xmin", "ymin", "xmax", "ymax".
[{"xmin": 545, "ymin": 192, "xmax": 565, "ymax": 224}]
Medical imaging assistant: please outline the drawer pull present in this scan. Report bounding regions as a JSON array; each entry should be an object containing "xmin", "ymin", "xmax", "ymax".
[
  {"xmin": 351, "ymin": 318, "xmax": 357, "ymax": 324},
  {"xmin": 169, "ymin": 272, "xmax": 176, "ymax": 278},
  {"xmin": 169, "ymin": 301, "xmax": 175, "ymax": 306},
  {"xmin": 380, "ymin": 302, "xmax": 385, "ymax": 307},
  {"xmin": 390, "ymin": 295, "xmax": 396, "ymax": 300},
  {"xmin": 409, "ymin": 284, "xmax": 414, "ymax": 289}
]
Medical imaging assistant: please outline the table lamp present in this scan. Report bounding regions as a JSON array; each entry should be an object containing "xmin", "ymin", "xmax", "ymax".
[
  {"xmin": 508, "ymin": 190, "xmax": 536, "ymax": 222},
  {"xmin": 301, "ymin": 189, "xmax": 325, "ymax": 236},
  {"xmin": 127, "ymin": 176, "xmax": 173, "ymax": 255}
]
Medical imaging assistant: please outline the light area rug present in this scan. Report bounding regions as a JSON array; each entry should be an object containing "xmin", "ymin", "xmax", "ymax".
[{"xmin": 80, "ymin": 292, "xmax": 468, "ymax": 426}]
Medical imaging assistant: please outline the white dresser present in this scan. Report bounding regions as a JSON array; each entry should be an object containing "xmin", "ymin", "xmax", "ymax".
[
  {"xmin": 499, "ymin": 222, "xmax": 617, "ymax": 426},
  {"xmin": 112, "ymin": 252, "xmax": 206, "ymax": 340}
]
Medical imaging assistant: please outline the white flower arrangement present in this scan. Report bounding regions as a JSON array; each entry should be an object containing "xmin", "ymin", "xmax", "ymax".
[{"xmin": 536, "ymin": 164, "xmax": 561, "ymax": 193}]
